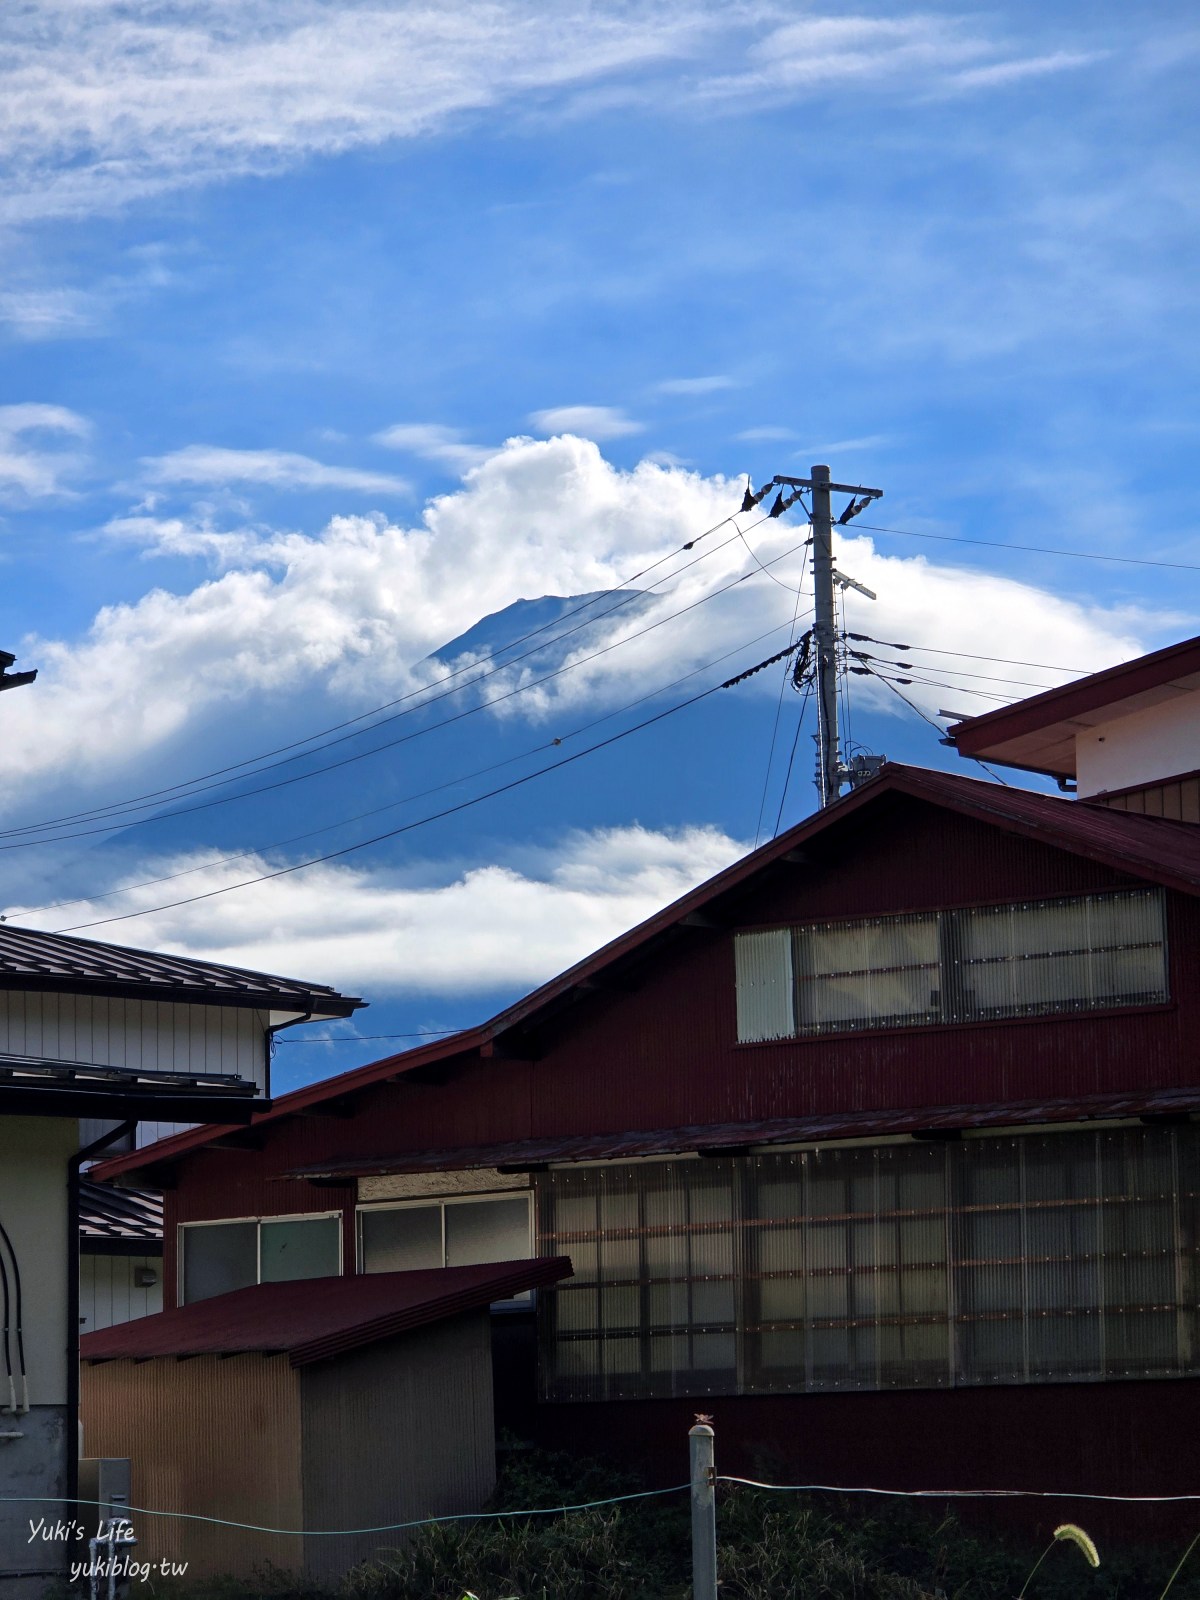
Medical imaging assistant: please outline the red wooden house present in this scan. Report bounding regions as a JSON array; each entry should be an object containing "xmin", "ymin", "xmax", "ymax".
[{"xmin": 92, "ymin": 754, "xmax": 1200, "ymax": 1516}]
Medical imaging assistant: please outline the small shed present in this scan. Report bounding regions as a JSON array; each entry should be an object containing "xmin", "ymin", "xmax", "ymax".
[{"xmin": 80, "ymin": 1258, "xmax": 571, "ymax": 1581}]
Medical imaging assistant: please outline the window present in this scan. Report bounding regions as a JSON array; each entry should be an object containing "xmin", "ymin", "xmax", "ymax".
[
  {"xmin": 735, "ymin": 889, "xmax": 1167, "ymax": 1042},
  {"xmin": 179, "ymin": 1213, "xmax": 341, "ymax": 1305},
  {"xmin": 536, "ymin": 1127, "xmax": 1200, "ymax": 1403},
  {"xmin": 358, "ymin": 1193, "xmax": 533, "ymax": 1297},
  {"xmin": 538, "ymin": 1163, "xmax": 738, "ymax": 1400}
]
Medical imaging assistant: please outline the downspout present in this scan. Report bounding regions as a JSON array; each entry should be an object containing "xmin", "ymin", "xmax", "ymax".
[
  {"xmin": 264, "ymin": 1011, "xmax": 312, "ymax": 1100},
  {"xmin": 67, "ymin": 1119, "xmax": 136, "ymax": 1516}
]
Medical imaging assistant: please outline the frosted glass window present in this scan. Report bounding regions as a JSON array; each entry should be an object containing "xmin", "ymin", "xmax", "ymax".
[
  {"xmin": 260, "ymin": 1215, "xmax": 341, "ymax": 1283},
  {"xmin": 181, "ymin": 1221, "xmax": 256, "ymax": 1304},
  {"xmin": 181, "ymin": 1214, "xmax": 341, "ymax": 1303},
  {"xmin": 445, "ymin": 1196, "xmax": 531, "ymax": 1267},
  {"xmin": 360, "ymin": 1206, "xmax": 443, "ymax": 1273},
  {"xmin": 737, "ymin": 889, "xmax": 1166, "ymax": 1041},
  {"xmin": 359, "ymin": 1194, "xmax": 532, "ymax": 1296}
]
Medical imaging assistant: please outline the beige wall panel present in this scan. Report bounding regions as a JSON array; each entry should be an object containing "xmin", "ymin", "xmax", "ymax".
[
  {"xmin": 359, "ymin": 1168, "xmax": 530, "ymax": 1202},
  {"xmin": 0, "ymin": 1117, "xmax": 77, "ymax": 1404},
  {"xmin": 82, "ymin": 1354, "xmax": 304, "ymax": 1579}
]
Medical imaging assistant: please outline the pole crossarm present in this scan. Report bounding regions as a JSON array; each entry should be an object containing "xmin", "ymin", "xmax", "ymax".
[{"xmin": 772, "ymin": 475, "xmax": 883, "ymax": 498}]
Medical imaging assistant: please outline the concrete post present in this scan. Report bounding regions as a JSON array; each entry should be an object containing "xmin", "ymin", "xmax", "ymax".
[{"xmin": 689, "ymin": 1419, "xmax": 717, "ymax": 1600}]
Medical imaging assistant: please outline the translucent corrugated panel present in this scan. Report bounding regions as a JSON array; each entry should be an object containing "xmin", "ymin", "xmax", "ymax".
[
  {"xmin": 538, "ymin": 1125, "xmax": 1200, "ymax": 1403},
  {"xmin": 734, "ymin": 930, "xmax": 794, "ymax": 1042},
  {"xmin": 955, "ymin": 890, "xmax": 1166, "ymax": 1020},
  {"xmin": 738, "ymin": 888, "xmax": 1166, "ymax": 1042},
  {"xmin": 795, "ymin": 915, "xmax": 940, "ymax": 1034}
]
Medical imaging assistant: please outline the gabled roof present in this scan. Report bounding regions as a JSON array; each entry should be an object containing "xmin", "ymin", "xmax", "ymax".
[
  {"xmin": 94, "ymin": 762, "xmax": 1200, "ymax": 1184},
  {"xmin": 948, "ymin": 634, "xmax": 1200, "ymax": 779},
  {"xmin": 0, "ymin": 922, "xmax": 363, "ymax": 1016},
  {"xmin": 80, "ymin": 1258, "xmax": 571, "ymax": 1366}
]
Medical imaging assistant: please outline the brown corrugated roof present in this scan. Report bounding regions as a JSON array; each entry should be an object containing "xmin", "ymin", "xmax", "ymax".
[
  {"xmin": 287, "ymin": 1087, "xmax": 1200, "ymax": 1180},
  {"xmin": 93, "ymin": 762, "xmax": 1200, "ymax": 1184},
  {"xmin": 0, "ymin": 922, "xmax": 362, "ymax": 1014},
  {"xmin": 80, "ymin": 1258, "xmax": 572, "ymax": 1367}
]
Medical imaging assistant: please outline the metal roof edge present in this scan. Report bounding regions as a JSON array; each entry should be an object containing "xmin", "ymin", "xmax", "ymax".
[
  {"xmin": 948, "ymin": 635, "xmax": 1200, "ymax": 760},
  {"xmin": 288, "ymin": 1256, "xmax": 572, "ymax": 1365}
]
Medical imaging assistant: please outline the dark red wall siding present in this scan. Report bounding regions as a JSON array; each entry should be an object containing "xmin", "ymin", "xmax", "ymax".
[
  {"xmin": 518, "ymin": 1381, "xmax": 1200, "ymax": 1542},
  {"xmin": 161, "ymin": 802, "xmax": 1200, "ymax": 1311}
]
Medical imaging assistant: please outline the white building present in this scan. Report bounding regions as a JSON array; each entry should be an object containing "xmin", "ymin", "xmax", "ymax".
[{"xmin": 0, "ymin": 922, "xmax": 360, "ymax": 1596}]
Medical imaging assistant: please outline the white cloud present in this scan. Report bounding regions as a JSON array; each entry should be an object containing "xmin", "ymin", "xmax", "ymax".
[
  {"xmin": 143, "ymin": 445, "xmax": 409, "ymax": 495},
  {"xmin": 0, "ymin": 289, "xmax": 99, "ymax": 340},
  {"xmin": 0, "ymin": 434, "xmax": 1158, "ymax": 805},
  {"xmin": 654, "ymin": 376, "xmax": 738, "ymax": 396},
  {"xmin": 530, "ymin": 406, "xmax": 643, "ymax": 440},
  {"xmin": 947, "ymin": 51, "xmax": 1105, "ymax": 92},
  {"xmin": 697, "ymin": 16, "xmax": 1102, "ymax": 104},
  {"xmin": 0, "ymin": 1, "xmax": 719, "ymax": 224},
  {"xmin": 373, "ymin": 423, "xmax": 490, "ymax": 475},
  {"xmin": 794, "ymin": 434, "xmax": 893, "ymax": 458},
  {"xmin": 13, "ymin": 824, "xmax": 746, "ymax": 998},
  {"xmin": 736, "ymin": 426, "xmax": 797, "ymax": 443},
  {"xmin": 0, "ymin": 403, "xmax": 90, "ymax": 500}
]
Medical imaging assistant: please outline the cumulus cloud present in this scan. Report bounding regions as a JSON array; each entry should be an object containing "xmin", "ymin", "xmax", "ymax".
[
  {"xmin": 530, "ymin": 405, "xmax": 643, "ymax": 440},
  {"xmin": 11, "ymin": 824, "xmax": 746, "ymax": 998},
  {"xmin": 0, "ymin": 403, "xmax": 90, "ymax": 500},
  {"xmin": 143, "ymin": 445, "xmax": 409, "ymax": 495},
  {"xmin": 0, "ymin": 434, "xmax": 1156, "ymax": 805}
]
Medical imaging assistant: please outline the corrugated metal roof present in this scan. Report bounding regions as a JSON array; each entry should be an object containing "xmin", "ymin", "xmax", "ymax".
[
  {"xmin": 80, "ymin": 1258, "xmax": 572, "ymax": 1367},
  {"xmin": 285, "ymin": 1086, "xmax": 1200, "ymax": 1179},
  {"xmin": 0, "ymin": 922, "xmax": 363, "ymax": 1014},
  {"xmin": 79, "ymin": 1179, "xmax": 162, "ymax": 1243},
  {"xmin": 94, "ymin": 762, "xmax": 1200, "ymax": 1183}
]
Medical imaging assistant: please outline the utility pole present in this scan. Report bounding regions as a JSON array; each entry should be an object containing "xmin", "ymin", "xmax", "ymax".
[
  {"xmin": 742, "ymin": 465, "xmax": 883, "ymax": 807},
  {"xmin": 810, "ymin": 465, "xmax": 839, "ymax": 807}
]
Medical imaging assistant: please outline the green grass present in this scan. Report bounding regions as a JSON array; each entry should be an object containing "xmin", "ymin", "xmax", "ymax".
[{"xmin": 51, "ymin": 1445, "xmax": 1200, "ymax": 1600}]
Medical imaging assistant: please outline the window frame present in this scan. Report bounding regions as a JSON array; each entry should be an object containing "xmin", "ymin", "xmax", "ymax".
[
  {"xmin": 735, "ymin": 887, "xmax": 1169, "ymax": 1043},
  {"xmin": 355, "ymin": 1190, "xmax": 535, "ymax": 1307},
  {"xmin": 177, "ymin": 1210, "xmax": 343, "ymax": 1305}
]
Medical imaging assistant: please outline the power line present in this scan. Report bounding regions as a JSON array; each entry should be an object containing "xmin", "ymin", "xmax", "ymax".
[
  {"xmin": 47, "ymin": 637, "xmax": 810, "ymax": 934},
  {"xmin": 1, "ymin": 532, "xmax": 810, "ymax": 855},
  {"xmin": 0, "ymin": 512, "xmax": 760, "ymax": 843},
  {"xmin": 850, "ymin": 522, "xmax": 1200, "ymax": 574},
  {"xmin": 772, "ymin": 676, "xmax": 812, "ymax": 839},
  {"xmin": 849, "ymin": 655, "xmax": 1009, "ymax": 785},
  {"xmin": 12, "ymin": 613, "xmax": 811, "ymax": 918}
]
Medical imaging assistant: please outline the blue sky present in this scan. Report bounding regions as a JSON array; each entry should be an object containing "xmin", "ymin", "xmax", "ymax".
[{"xmin": 1, "ymin": 2, "xmax": 1197, "ymax": 1089}]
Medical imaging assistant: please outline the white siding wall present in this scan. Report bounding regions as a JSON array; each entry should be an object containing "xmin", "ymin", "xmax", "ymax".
[
  {"xmin": 0, "ymin": 993, "xmax": 269, "ymax": 1090},
  {"xmin": 79, "ymin": 1255, "xmax": 163, "ymax": 1333}
]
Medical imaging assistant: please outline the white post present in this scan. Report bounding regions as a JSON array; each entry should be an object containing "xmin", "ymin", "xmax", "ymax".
[{"xmin": 689, "ymin": 1418, "xmax": 717, "ymax": 1600}]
